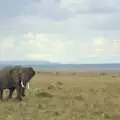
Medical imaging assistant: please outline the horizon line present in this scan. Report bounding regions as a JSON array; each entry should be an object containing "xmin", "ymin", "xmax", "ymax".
[{"xmin": 0, "ymin": 60, "xmax": 120, "ymax": 65}]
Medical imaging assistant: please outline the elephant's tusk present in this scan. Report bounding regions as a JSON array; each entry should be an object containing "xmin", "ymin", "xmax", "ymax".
[
  {"xmin": 21, "ymin": 81, "xmax": 25, "ymax": 88},
  {"xmin": 27, "ymin": 83, "xmax": 30, "ymax": 89}
]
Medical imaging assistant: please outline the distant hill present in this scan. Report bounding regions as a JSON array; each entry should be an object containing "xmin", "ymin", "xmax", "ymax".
[
  {"xmin": 0, "ymin": 60, "xmax": 51, "ymax": 65},
  {"xmin": 0, "ymin": 61, "xmax": 120, "ymax": 72}
]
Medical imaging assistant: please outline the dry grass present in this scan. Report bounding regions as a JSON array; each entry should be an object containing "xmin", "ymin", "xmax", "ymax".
[{"xmin": 0, "ymin": 71, "xmax": 120, "ymax": 120}]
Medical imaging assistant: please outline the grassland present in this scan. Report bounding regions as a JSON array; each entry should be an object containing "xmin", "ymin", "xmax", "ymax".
[{"xmin": 0, "ymin": 71, "xmax": 120, "ymax": 120}]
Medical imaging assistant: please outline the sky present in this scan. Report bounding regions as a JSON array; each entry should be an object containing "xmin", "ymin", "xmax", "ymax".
[{"xmin": 0, "ymin": 0, "xmax": 120, "ymax": 64}]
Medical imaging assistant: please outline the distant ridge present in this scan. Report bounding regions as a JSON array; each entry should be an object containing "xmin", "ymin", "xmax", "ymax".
[
  {"xmin": 0, "ymin": 60, "xmax": 51, "ymax": 65},
  {"xmin": 0, "ymin": 61, "xmax": 120, "ymax": 72}
]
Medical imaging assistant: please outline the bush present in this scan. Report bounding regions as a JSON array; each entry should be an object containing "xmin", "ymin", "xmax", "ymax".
[{"xmin": 35, "ymin": 90, "xmax": 53, "ymax": 98}]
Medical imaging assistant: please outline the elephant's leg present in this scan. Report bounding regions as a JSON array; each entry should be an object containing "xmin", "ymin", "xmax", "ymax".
[
  {"xmin": 22, "ymin": 88, "xmax": 26, "ymax": 97},
  {"xmin": 16, "ymin": 86, "xmax": 22, "ymax": 100},
  {"xmin": 0, "ymin": 90, "xmax": 3, "ymax": 101},
  {"xmin": 8, "ymin": 87, "xmax": 15, "ymax": 99}
]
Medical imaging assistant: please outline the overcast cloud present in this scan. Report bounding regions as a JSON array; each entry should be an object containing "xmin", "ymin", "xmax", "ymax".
[{"xmin": 0, "ymin": 0, "xmax": 120, "ymax": 63}]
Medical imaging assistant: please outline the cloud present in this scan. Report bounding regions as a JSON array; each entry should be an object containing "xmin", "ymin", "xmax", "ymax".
[
  {"xmin": 0, "ymin": 0, "xmax": 120, "ymax": 63},
  {"xmin": 60, "ymin": 0, "xmax": 120, "ymax": 14},
  {"xmin": 0, "ymin": 0, "xmax": 32, "ymax": 19},
  {"xmin": 20, "ymin": 0, "xmax": 73, "ymax": 21},
  {"xmin": 0, "ymin": 33, "xmax": 120, "ymax": 63},
  {"xmin": 1, "ymin": 0, "xmax": 120, "ymax": 33}
]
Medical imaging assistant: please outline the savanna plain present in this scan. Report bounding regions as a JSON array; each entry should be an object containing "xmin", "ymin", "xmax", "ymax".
[{"xmin": 0, "ymin": 71, "xmax": 120, "ymax": 120}]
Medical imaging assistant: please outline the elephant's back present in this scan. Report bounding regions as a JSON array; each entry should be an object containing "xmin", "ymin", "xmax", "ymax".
[
  {"xmin": 0, "ymin": 68, "xmax": 12, "ymax": 89},
  {"xmin": 0, "ymin": 68, "xmax": 10, "ymax": 78}
]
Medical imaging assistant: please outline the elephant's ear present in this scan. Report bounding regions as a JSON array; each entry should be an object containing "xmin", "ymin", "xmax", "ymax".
[
  {"xmin": 9, "ymin": 68, "xmax": 21, "ymax": 84},
  {"xmin": 9, "ymin": 68, "xmax": 14, "ymax": 76},
  {"xmin": 9, "ymin": 67, "xmax": 19, "ymax": 75}
]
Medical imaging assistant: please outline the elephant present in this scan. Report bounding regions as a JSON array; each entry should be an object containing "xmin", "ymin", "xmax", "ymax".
[{"xmin": 0, "ymin": 66, "xmax": 35, "ymax": 100}]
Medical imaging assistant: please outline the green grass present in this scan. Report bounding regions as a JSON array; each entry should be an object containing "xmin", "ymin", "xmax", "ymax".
[{"xmin": 0, "ymin": 72, "xmax": 120, "ymax": 120}]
